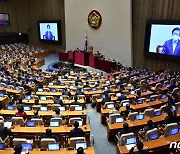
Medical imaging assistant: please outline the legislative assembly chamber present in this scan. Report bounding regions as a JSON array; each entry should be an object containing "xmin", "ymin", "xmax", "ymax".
[{"xmin": 0, "ymin": 0, "xmax": 179, "ymax": 154}]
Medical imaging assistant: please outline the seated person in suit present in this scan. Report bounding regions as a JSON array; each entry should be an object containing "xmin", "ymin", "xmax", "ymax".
[
  {"xmin": 71, "ymin": 95, "xmax": 81, "ymax": 105},
  {"xmin": 31, "ymin": 111, "xmax": 41, "ymax": 119},
  {"xmin": 0, "ymin": 120, "xmax": 11, "ymax": 140},
  {"xmin": 42, "ymin": 128, "xmax": 59, "ymax": 141},
  {"xmin": 109, "ymin": 104, "xmax": 121, "ymax": 115},
  {"xmin": 13, "ymin": 144, "xmax": 22, "ymax": 154},
  {"xmin": 123, "ymin": 104, "xmax": 134, "ymax": 118},
  {"xmin": 83, "ymin": 82, "xmax": 90, "ymax": 88},
  {"xmin": 76, "ymin": 77, "xmax": 82, "ymax": 83},
  {"xmin": 76, "ymin": 88, "xmax": 84, "ymax": 95},
  {"xmin": 54, "ymin": 96, "xmax": 63, "ymax": 106},
  {"xmin": 15, "ymin": 104, "xmax": 27, "ymax": 120},
  {"xmin": 70, "ymin": 121, "xmax": 84, "ymax": 137},
  {"xmin": 77, "ymin": 147, "xmax": 84, "ymax": 154},
  {"xmin": 129, "ymin": 141, "xmax": 149, "ymax": 154},
  {"xmin": 52, "ymin": 108, "xmax": 63, "ymax": 118},
  {"xmin": 169, "ymin": 80, "xmax": 177, "ymax": 92},
  {"xmin": 118, "ymin": 122, "xmax": 132, "ymax": 136},
  {"xmin": 164, "ymin": 110, "xmax": 178, "ymax": 125},
  {"xmin": 62, "ymin": 88, "xmax": 70, "ymax": 95},
  {"xmin": 102, "ymin": 93, "xmax": 111, "ymax": 105},
  {"xmin": 167, "ymin": 93, "xmax": 177, "ymax": 107},
  {"xmin": 142, "ymin": 120, "xmax": 155, "ymax": 133}
]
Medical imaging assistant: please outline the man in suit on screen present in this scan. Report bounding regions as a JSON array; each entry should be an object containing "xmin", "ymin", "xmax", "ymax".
[
  {"xmin": 162, "ymin": 27, "xmax": 180, "ymax": 56},
  {"xmin": 44, "ymin": 25, "xmax": 54, "ymax": 40}
]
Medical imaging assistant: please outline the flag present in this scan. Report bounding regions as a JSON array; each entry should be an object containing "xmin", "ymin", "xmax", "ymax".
[{"xmin": 84, "ymin": 33, "xmax": 88, "ymax": 51}]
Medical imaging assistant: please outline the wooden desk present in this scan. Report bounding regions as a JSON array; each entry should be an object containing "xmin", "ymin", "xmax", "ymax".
[
  {"xmin": 0, "ymin": 96, "xmax": 9, "ymax": 108},
  {"xmin": 117, "ymin": 134, "xmax": 180, "ymax": 154},
  {"xmin": 100, "ymin": 98, "xmax": 168, "ymax": 124},
  {"xmin": 36, "ymin": 92, "xmax": 63, "ymax": 96},
  {"xmin": 0, "ymin": 147, "xmax": 95, "ymax": 154}
]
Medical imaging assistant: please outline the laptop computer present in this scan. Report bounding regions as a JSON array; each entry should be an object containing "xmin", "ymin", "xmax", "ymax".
[
  {"xmin": 136, "ymin": 114, "xmax": 144, "ymax": 120},
  {"xmin": 0, "ymin": 143, "xmax": 5, "ymax": 150},
  {"xmin": 48, "ymin": 82, "xmax": 53, "ymax": 86},
  {"xmin": 127, "ymin": 83, "xmax": 132, "ymax": 87},
  {"xmin": 170, "ymin": 128, "xmax": 179, "ymax": 136},
  {"xmin": 122, "ymin": 102, "xmax": 130, "ymax": 107},
  {"xmin": 102, "ymin": 94, "xmax": 105, "ymax": 99},
  {"xmin": 141, "ymin": 88, "xmax": 147, "ymax": 92},
  {"xmin": 24, "ymin": 106, "xmax": 31, "ymax": 111},
  {"xmin": 150, "ymin": 132, "xmax": 159, "ymax": 140},
  {"xmin": 40, "ymin": 96, "xmax": 46, "ymax": 101},
  {"xmin": 68, "ymin": 78, "xmax": 72, "ymax": 81},
  {"xmin": 58, "ymin": 106, "xmax": 66, "ymax": 111},
  {"xmin": 75, "ymin": 142, "xmax": 87, "ymax": 150},
  {"xmin": 115, "ymin": 80, "xmax": 120, "ymax": 84},
  {"xmin": 153, "ymin": 110, "xmax": 162, "ymax": 117},
  {"xmin": 28, "ymin": 81, "xmax": 32, "ymax": 85},
  {"xmin": 48, "ymin": 143, "xmax": 60, "ymax": 151},
  {"xmin": 92, "ymin": 87, "xmax": 96, "ymax": 91},
  {"xmin": 115, "ymin": 117, "xmax": 124, "ymax": 123},
  {"xmin": 137, "ymin": 99, "xmax": 143, "ymax": 104},
  {"xmin": 106, "ymin": 81, "xmax": 110, "ymax": 84},
  {"xmin": 161, "ymin": 94, "xmax": 167, "ymax": 99},
  {"xmin": 125, "ymin": 137, "xmax": 136, "ymax": 150},
  {"xmin": 76, "ymin": 120, "xmax": 83, "ymax": 126},
  {"xmin": 150, "ymin": 97, "xmax": 157, "ymax": 102},
  {"xmin": 130, "ymin": 91, "xmax": 135, "ymax": 95},
  {"xmin": 38, "ymin": 88, "xmax": 43, "ymax": 92},
  {"xmin": 26, "ymin": 121, "xmax": 35, "ymax": 127},
  {"xmin": 116, "ymin": 93, "xmax": 121, "ymax": 97},
  {"xmin": 50, "ymin": 88, "xmax": 57, "ymax": 92},
  {"xmin": 37, "ymin": 77, "xmax": 42, "ymax": 80},
  {"xmin": 6, "ymin": 85, "xmax": 11, "ymax": 89},
  {"xmin": 7, "ymin": 105, "xmax": 15, "ymax": 110},
  {"xmin": 25, "ymin": 95, "xmax": 31, "ymax": 100},
  {"xmin": 40, "ymin": 106, "xmax": 48, "ymax": 111},
  {"xmin": 21, "ymin": 143, "xmax": 33, "ymax": 151},
  {"xmin": 15, "ymin": 87, "xmax": 20, "ymax": 90},
  {"xmin": 60, "ymin": 83, "xmax": 65, "ymax": 86},
  {"xmin": 75, "ymin": 106, "xmax": 83, "ymax": 111},
  {"xmin": 107, "ymin": 104, "xmax": 114, "ymax": 109},
  {"xmin": 50, "ymin": 121, "xmax": 60, "ymax": 127}
]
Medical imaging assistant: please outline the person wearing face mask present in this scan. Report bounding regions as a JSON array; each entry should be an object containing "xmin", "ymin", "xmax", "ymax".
[{"xmin": 162, "ymin": 27, "xmax": 180, "ymax": 55}]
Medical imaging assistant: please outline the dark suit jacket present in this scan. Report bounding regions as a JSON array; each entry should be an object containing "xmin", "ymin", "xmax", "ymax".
[
  {"xmin": 102, "ymin": 97, "xmax": 111, "ymax": 105},
  {"xmin": 129, "ymin": 148, "xmax": 149, "ymax": 154},
  {"xmin": 163, "ymin": 39, "xmax": 180, "ymax": 56},
  {"xmin": 164, "ymin": 115, "xmax": 177, "ymax": 124},
  {"xmin": 71, "ymin": 101, "xmax": 81, "ymax": 105},
  {"xmin": 119, "ymin": 128, "xmax": 132, "ymax": 136},
  {"xmin": 0, "ymin": 126, "xmax": 11, "ymax": 140},
  {"xmin": 70, "ymin": 128, "xmax": 84, "ymax": 137}
]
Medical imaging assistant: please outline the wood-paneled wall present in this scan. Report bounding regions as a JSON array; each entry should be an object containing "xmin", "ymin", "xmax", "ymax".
[
  {"xmin": 0, "ymin": 0, "xmax": 30, "ymax": 33},
  {"xmin": 132, "ymin": 0, "xmax": 180, "ymax": 71},
  {"xmin": 0, "ymin": 0, "xmax": 65, "ymax": 50}
]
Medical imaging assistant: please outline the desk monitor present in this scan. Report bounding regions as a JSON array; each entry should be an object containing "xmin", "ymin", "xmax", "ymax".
[
  {"xmin": 141, "ymin": 88, "xmax": 147, "ymax": 92},
  {"xmin": 137, "ymin": 99, "xmax": 143, "ymax": 104},
  {"xmin": 26, "ymin": 121, "xmax": 35, "ymax": 127},
  {"xmin": 153, "ymin": 110, "xmax": 162, "ymax": 117},
  {"xmin": 0, "ymin": 143, "xmax": 5, "ymax": 150},
  {"xmin": 21, "ymin": 143, "xmax": 33, "ymax": 151},
  {"xmin": 150, "ymin": 132, "xmax": 159, "ymax": 140},
  {"xmin": 58, "ymin": 106, "xmax": 65, "ymax": 111},
  {"xmin": 48, "ymin": 143, "xmax": 60, "ymax": 151},
  {"xmin": 25, "ymin": 95, "xmax": 31, "ymax": 100},
  {"xmin": 40, "ymin": 96, "xmax": 46, "ymax": 101},
  {"xmin": 28, "ymin": 81, "xmax": 32, "ymax": 85},
  {"xmin": 29, "ymin": 76, "xmax": 33, "ymax": 79},
  {"xmin": 101, "ymin": 94, "xmax": 105, "ymax": 99},
  {"xmin": 60, "ymin": 83, "xmax": 65, "ymax": 86},
  {"xmin": 107, "ymin": 104, "xmax": 114, "ymax": 109},
  {"xmin": 58, "ymin": 77, "xmax": 61, "ymax": 81},
  {"xmin": 91, "ymin": 87, "xmax": 96, "ymax": 91},
  {"xmin": 0, "ymin": 83, "xmax": 2, "ymax": 87},
  {"xmin": 4, "ymin": 121, "xmax": 12, "ymax": 129},
  {"xmin": 116, "ymin": 93, "xmax": 121, "ymax": 97},
  {"xmin": 38, "ymin": 88, "xmax": 43, "ymax": 92},
  {"xmin": 105, "ymin": 80, "xmax": 110, "ymax": 84},
  {"xmin": 24, "ymin": 106, "xmax": 31, "ymax": 111},
  {"xmin": 75, "ymin": 106, "xmax": 83, "ymax": 111},
  {"xmin": 49, "ymin": 82, "xmax": 53, "ymax": 86},
  {"xmin": 115, "ymin": 80, "xmax": 120, "ymax": 84},
  {"xmin": 37, "ymin": 76, "xmax": 42, "ymax": 80},
  {"xmin": 50, "ymin": 121, "xmax": 60, "ymax": 127},
  {"xmin": 150, "ymin": 97, "xmax": 157, "ymax": 102},
  {"xmin": 67, "ymin": 78, "xmax": 72, "ymax": 81},
  {"xmin": 127, "ymin": 83, "xmax": 132, "ymax": 87},
  {"xmin": 15, "ymin": 87, "xmax": 20, "ymax": 90},
  {"xmin": 115, "ymin": 117, "xmax": 124, "ymax": 123},
  {"xmin": 7, "ymin": 105, "xmax": 15, "ymax": 110},
  {"xmin": 40, "ymin": 106, "xmax": 48, "ymax": 111},
  {"xmin": 130, "ymin": 90, "xmax": 135, "ymax": 95},
  {"xmin": 75, "ymin": 142, "xmax": 87, "ymax": 150},
  {"xmin": 146, "ymin": 79, "xmax": 150, "ymax": 83},
  {"xmin": 50, "ymin": 88, "xmax": 57, "ymax": 92},
  {"xmin": 95, "ymin": 81, "xmax": 98, "ymax": 85},
  {"xmin": 170, "ymin": 128, "xmax": 179, "ymax": 136},
  {"xmin": 136, "ymin": 114, "xmax": 144, "ymax": 120},
  {"xmin": 162, "ymin": 83, "xmax": 166, "ymax": 87},
  {"xmin": 126, "ymin": 137, "xmax": 136, "ymax": 145},
  {"xmin": 76, "ymin": 120, "xmax": 83, "ymax": 126},
  {"xmin": 83, "ymin": 83, "xmax": 86, "ymax": 86},
  {"xmin": 116, "ymin": 85, "xmax": 120, "ymax": 89},
  {"xmin": 122, "ymin": 102, "xmax": 130, "ymax": 107},
  {"xmin": 161, "ymin": 94, "xmax": 167, "ymax": 99}
]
